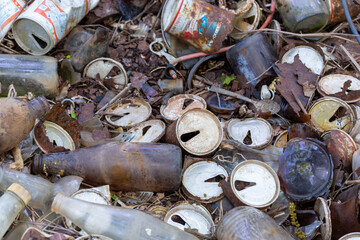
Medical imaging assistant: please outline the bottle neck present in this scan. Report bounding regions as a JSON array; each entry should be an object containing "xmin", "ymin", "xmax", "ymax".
[
  {"xmin": 28, "ymin": 96, "xmax": 50, "ymax": 119},
  {"xmin": 32, "ymin": 154, "xmax": 43, "ymax": 175}
]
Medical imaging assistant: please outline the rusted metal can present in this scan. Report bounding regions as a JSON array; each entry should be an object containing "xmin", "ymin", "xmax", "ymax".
[
  {"xmin": 0, "ymin": 0, "xmax": 25, "ymax": 42},
  {"xmin": 226, "ymin": 33, "xmax": 278, "ymax": 86},
  {"xmin": 12, "ymin": 0, "xmax": 100, "ymax": 55},
  {"xmin": 162, "ymin": 0, "xmax": 234, "ymax": 53},
  {"xmin": 326, "ymin": 0, "xmax": 360, "ymax": 25},
  {"xmin": 275, "ymin": 0, "xmax": 329, "ymax": 33}
]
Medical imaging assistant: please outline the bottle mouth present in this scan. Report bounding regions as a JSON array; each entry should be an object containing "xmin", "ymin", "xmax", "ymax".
[
  {"xmin": 32, "ymin": 154, "xmax": 43, "ymax": 175},
  {"xmin": 7, "ymin": 183, "xmax": 31, "ymax": 205},
  {"xmin": 51, "ymin": 192, "xmax": 67, "ymax": 214}
]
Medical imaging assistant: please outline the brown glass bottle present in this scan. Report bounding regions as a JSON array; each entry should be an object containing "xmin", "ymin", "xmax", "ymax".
[
  {"xmin": 33, "ymin": 142, "xmax": 182, "ymax": 192},
  {"xmin": 0, "ymin": 97, "xmax": 49, "ymax": 153}
]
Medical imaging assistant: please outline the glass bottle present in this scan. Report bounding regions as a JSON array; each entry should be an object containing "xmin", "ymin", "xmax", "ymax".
[
  {"xmin": 33, "ymin": 142, "xmax": 182, "ymax": 192},
  {"xmin": 0, "ymin": 166, "xmax": 82, "ymax": 212},
  {"xmin": 216, "ymin": 206, "xmax": 294, "ymax": 240},
  {"xmin": 0, "ymin": 183, "xmax": 31, "ymax": 238},
  {"xmin": 52, "ymin": 193, "xmax": 199, "ymax": 240},
  {"xmin": 0, "ymin": 96, "xmax": 49, "ymax": 153}
]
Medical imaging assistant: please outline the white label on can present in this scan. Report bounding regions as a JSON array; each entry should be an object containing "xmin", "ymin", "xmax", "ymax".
[
  {"xmin": 33, "ymin": 0, "xmax": 69, "ymax": 42},
  {"xmin": 0, "ymin": 0, "xmax": 24, "ymax": 37}
]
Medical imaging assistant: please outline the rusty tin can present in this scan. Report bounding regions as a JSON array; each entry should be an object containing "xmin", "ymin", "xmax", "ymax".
[
  {"xmin": 275, "ymin": 0, "xmax": 329, "ymax": 33},
  {"xmin": 13, "ymin": 0, "xmax": 99, "ymax": 55},
  {"xmin": 0, "ymin": 0, "xmax": 25, "ymax": 41},
  {"xmin": 326, "ymin": 0, "xmax": 360, "ymax": 25},
  {"xmin": 162, "ymin": 0, "xmax": 234, "ymax": 53},
  {"xmin": 226, "ymin": 33, "xmax": 278, "ymax": 86}
]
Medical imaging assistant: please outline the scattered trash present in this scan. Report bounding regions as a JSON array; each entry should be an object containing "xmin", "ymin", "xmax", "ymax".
[{"xmin": 1, "ymin": 0, "xmax": 360, "ymax": 238}]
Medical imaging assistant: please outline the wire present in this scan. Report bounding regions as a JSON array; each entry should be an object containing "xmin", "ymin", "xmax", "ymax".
[
  {"xmin": 341, "ymin": 0, "xmax": 360, "ymax": 44},
  {"xmin": 170, "ymin": 0, "xmax": 276, "ymax": 65}
]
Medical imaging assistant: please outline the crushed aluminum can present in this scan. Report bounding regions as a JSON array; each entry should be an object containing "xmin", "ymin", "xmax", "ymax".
[
  {"xmin": 164, "ymin": 202, "xmax": 215, "ymax": 237},
  {"xmin": 162, "ymin": 0, "xmax": 234, "ymax": 53},
  {"xmin": 0, "ymin": 0, "xmax": 25, "ymax": 42},
  {"xmin": 274, "ymin": 0, "xmax": 329, "ymax": 33},
  {"xmin": 226, "ymin": 118, "xmax": 274, "ymax": 149},
  {"xmin": 181, "ymin": 160, "xmax": 229, "ymax": 203},
  {"xmin": 158, "ymin": 78, "xmax": 184, "ymax": 94},
  {"xmin": 326, "ymin": 0, "xmax": 360, "ymax": 25},
  {"xmin": 12, "ymin": 0, "xmax": 100, "ymax": 55},
  {"xmin": 309, "ymin": 97, "xmax": 356, "ymax": 134},
  {"xmin": 230, "ymin": 160, "xmax": 280, "ymax": 208}
]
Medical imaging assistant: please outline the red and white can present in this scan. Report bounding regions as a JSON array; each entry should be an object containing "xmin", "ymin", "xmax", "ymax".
[
  {"xmin": 162, "ymin": 0, "xmax": 234, "ymax": 53},
  {"xmin": 0, "ymin": 0, "xmax": 26, "ymax": 42},
  {"xmin": 12, "ymin": 0, "xmax": 99, "ymax": 55}
]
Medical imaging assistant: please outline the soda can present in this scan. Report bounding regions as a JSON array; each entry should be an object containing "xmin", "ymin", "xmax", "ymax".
[
  {"xmin": 162, "ymin": 0, "xmax": 234, "ymax": 53},
  {"xmin": 0, "ymin": 0, "xmax": 26, "ymax": 42},
  {"xmin": 12, "ymin": 0, "xmax": 99, "ymax": 55}
]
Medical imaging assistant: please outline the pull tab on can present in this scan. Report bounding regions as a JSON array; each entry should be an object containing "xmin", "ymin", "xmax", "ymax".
[{"xmin": 12, "ymin": 0, "xmax": 100, "ymax": 55}]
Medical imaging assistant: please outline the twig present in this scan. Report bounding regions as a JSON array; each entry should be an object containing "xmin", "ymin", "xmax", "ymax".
[
  {"xmin": 291, "ymin": 89, "xmax": 308, "ymax": 114},
  {"xmin": 345, "ymin": 180, "xmax": 360, "ymax": 185},
  {"xmin": 95, "ymin": 83, "xmax": 132, "ymax": 114},
  {"xmin": 340, "ymin": 44, "xmax": 360, "ymax": 73}
]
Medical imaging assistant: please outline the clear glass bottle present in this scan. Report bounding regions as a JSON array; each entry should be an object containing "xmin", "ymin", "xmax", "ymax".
[
  {"xmin": 0, "ymin": 183, "xmax": 31, "ymax": 238},
  {"xmin": 216, "ymin": 206, "xmax": 294, "ymax": 240},
  {"xmin": 0, "ymin": 166, "xmax": 82, "ymax": 212},
  {"xmin": 52, "ymin": 193, "xmax": 199, "ymax": 240}
]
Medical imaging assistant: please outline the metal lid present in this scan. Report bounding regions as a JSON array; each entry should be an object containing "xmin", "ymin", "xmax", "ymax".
[
  {"xmin": 164, "ymin": 203, "xmax": 215, "ymax": 236},
  {"xmin": 230, "ymin": 160, "xmax": 280, "ymax": 208},
  {"xmin": 182, "ymin": 161, "xmax": 228, "ymax": 203},
  {"xmin": 34, "ymin": 121, "xmax": 75, "ymax": 153},
  {"xmin": 105, "ymin": 98, "xmax": 152, "ymax": 128},
  {"xmin": 160, "ymin": 94, "xmax": 206, "ymax": 122},
  {"xmin": 126, "ymin": 120, "xmax": 166, "ymax": 143},
  {"xmin": 227, "ymin": 118, "xmax": 274, "ymax": 149},
  {"xmin": 314, "ymin": 197, "xmax": 332, "ymax": 240},
  {"xmin": 278, "ymin": 138, "xmax": 333, "ymax": 202},
  {"xmin": 176, "ymin": 108, "xmax": 222, "ymax": 156},
  {"xmin": 339, "ymin": 233, "xmax": 360, "ymax": 240},
  {"xmin": 281, "ymin": 46, "xmax": 324, "ymax": 74},
  {"xmin": 75, "ymin": 235, "xmax": 113, "ymax": 240},
  {"xmin": 309, "ymin": 97, "xmax": 355, "ymax": 134},
  {"xmin": 64, "ymin": 189, "xmax": 111, "ymax": 235},
  {"xmin": 83, "ymin": 58, "xmax": 128, "ymax": 90},
  {"xmin": 318, "ymin": 74, "xmax": 360, "ymax": 103}
]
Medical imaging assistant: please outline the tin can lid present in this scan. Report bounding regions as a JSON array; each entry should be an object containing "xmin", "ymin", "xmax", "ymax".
[
  {"xmin": 318, "ymin": 74, "xmax": 360, "ymax": 103},
  {"xmin": 75, "ymin": 235, "xmax": 113, "ymax": 240},
  {"xmin": 34, "ymin": 121, "xmax": 75, "ymax": 153},
  {"xmin": 314, "ymin": 197, "xmax": 332, "ymax": 240},
  {"xmin": 164, "ymin": 203, "xmax": 215, "ymax": 236},
  {"xmin": 309, "ymin": 97, "xmax": 355, "ymax": 134},
  {"xmin": 274, "ymin": 131, "xmax": 288, "ymax": 148},
  {"xmin": 176, "ymin": 108, "xmax": 222, "ymax": 156},
  {"xmin": 126, "ymin": 120, "xmax": 166, "ymax": 143},
  {"xmin": 278, "ymin": 138, "xmax": 333, "ymax": 202},
  {"xmin": 230, "ymin": 160, "xmax": 280, "ymax": 208},
  {"xmin": 105, "ymin": 98, "xmax": 152, "ymax": 128},
  {"xmin": 339, "ymin": 233, "xmax": 360, "ymax": 240},
  {"xmin": 226, "ymin": 118, "xmax": 273, "ymax": 149},
  {"xmin": 7, "ymin": 183, "xmax": 31, "ymax": 205},
  {"xmin": 83, "ymin": 58, "xmax": 128, "ymax": 90},
  {"xmin": 281, "ymin": 46, "xmax": 324, "ymax": 74},
  {"xmin": 160, "ymin": 94, "xmax": 207, "ymax": 122},
  {"xmin": 182, "ymin": 161, "xmax": 228, "ymax": 203}
]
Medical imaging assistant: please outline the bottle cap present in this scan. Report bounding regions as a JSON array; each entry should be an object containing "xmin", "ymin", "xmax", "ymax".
[{"xmin": 7, "ymin": 183, "xmax": 31, "ymax": 205}]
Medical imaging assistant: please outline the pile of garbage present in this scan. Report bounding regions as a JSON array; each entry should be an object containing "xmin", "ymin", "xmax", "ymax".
[{"xmin": 0, "ymin": 0, "xmax": 360, "ymax": 239}]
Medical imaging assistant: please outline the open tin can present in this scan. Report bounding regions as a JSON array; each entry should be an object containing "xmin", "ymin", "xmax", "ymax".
[{"xmin": 0, "ymin": 0, "xmax": 25, "ymax": 41}]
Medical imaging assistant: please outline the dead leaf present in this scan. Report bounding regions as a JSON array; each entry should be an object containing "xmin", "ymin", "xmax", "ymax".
[{"xmin": 130, "ymin": 72, "xmax": 148, "ymax": 90}]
